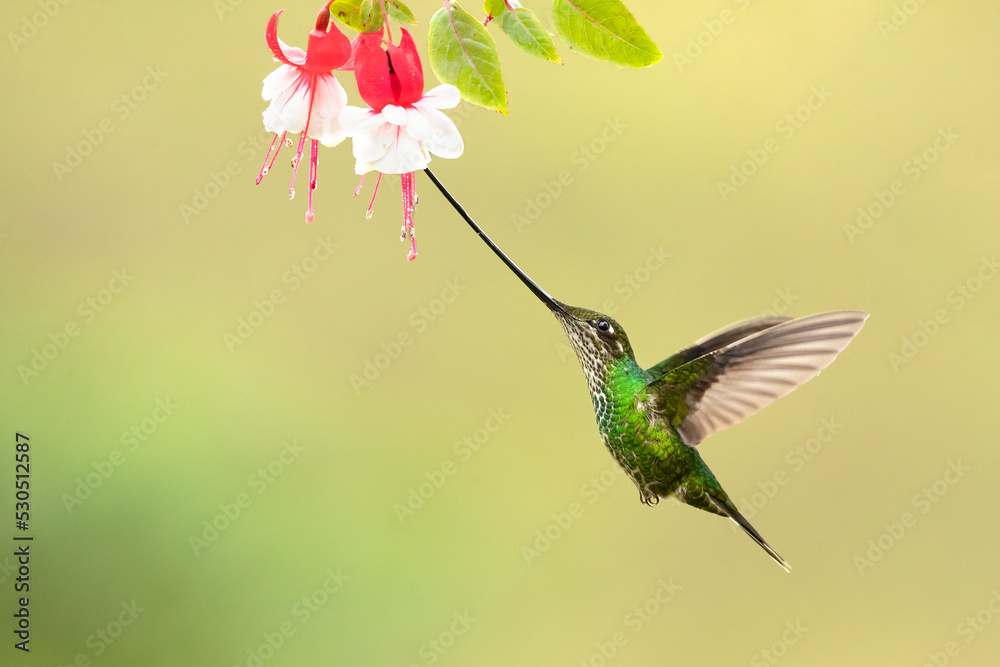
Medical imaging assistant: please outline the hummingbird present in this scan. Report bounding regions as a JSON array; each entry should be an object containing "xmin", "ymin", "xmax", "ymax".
[{"xmin": 424, "ymin": 169, "xmax": 867, "ymax": 571}]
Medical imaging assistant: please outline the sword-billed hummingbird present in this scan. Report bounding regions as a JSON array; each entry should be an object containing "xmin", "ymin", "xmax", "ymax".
[{"xmin": 425, "ymin": 169, "xmax": 867, "ymax": 571}]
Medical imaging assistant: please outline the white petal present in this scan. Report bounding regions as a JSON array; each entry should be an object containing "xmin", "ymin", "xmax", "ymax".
[
  {"xmin": 414, "ymin": 84, "xmax": 461, "ymax": 110},
  {"xmin": 261, "ymin": 64, "xmax": 301, "ymax": 102},
  {"xmin": 401, "ymin": 107, "xmax": 435, "ymax": 143},
  {"xmin": 307, "ymin": 74, "xmax": 349, "ymax": 146},
  {"xmin": 261, "ymin": 72, "xmax": 348, "ymax": 143},
  {"xmin": 353, "ymin": 158, "xmax": 376, "ymax": 175},
  {"xmin": 381, "ymin": 104, "xmax": 409, "ymax": 126},
  {"xmin": 339, "ymin": 106, "xmax": 383, "ymax": 136},
  {"xmin": 373, "ymin": 131, "xmax": 430, "ymax": 173},
  {"xmin": 351, "ymin": 120, "xmax": 398, "ymax": 165},
  {"xmin": 413, "ymin": 107, "xmax": 464, "ymax": 159},
  {"xmin": 262, "ymin": 70, "xmax": 316, "ymax": 135}
]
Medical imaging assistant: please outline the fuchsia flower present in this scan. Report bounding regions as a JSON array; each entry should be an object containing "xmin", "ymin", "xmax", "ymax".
[
  {"xmin": 257, "ymin": 6, "xmax": 352, "ymax": 223},
  {"xmin": 339, "ymin": 28, "xmax": 464, "ymax": 260}
]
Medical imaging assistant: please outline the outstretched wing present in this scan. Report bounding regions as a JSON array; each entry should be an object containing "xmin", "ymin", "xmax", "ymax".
[
  {"xmin": 647, "ymin": 311, "xmax": 869, "ymax": 446},
  {"xmin": 646, "ymin": 315, "xmax": 791, "ymax": 381}
]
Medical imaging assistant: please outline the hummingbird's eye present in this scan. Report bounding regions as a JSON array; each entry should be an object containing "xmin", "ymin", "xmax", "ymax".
[{"xmin": 596, "ymin": 319, "xmax": 612, "ymax": 333}]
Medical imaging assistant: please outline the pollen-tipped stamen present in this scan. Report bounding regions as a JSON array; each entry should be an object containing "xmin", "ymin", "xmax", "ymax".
[
  {"xmin": 401, "ymin": 172, "xmax": 417, "ymax": 260},
  {"xmin": 288, "ymin": 133, "xmax": 307, "ymax": 199},
  {"xmin": 256, "ymin": 132, "xmax": 287, "ymax": 185},
  {"xmin": 305, "ymin": 139, "xmax": 319, "ymax": 223},
  {"xmin": 353, "ymin": 172, "xmax": 383, "ymax": 220},
  {"xmin": 367, "ymin": 173, "xmax": 382, "ymax": 220}
]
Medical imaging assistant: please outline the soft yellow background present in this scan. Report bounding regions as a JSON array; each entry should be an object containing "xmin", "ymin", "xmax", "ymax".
[{"xmin": 2, "ymin": 1, "xmax": 999, "ymax": 665}]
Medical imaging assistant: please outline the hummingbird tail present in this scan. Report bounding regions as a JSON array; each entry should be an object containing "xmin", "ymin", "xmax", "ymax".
[{"xmin": 710, "ymin": 495, "xmax": 791, "ymax": 573}]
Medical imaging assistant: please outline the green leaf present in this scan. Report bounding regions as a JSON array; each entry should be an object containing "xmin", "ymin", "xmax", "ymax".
[
  {"xmin": 387, "ymin": 0, "xmax": 417, "ymax": 25},
  {"xmin": 360, "ymin": 0, "xmax": 380, "ymax": 29},
  {"xmin": 500, "ymin": 7, "xmax": 561, "ymax": 63},
  {"xmin": 429, "ymin": 1, "xmax": 508, "ymax": 115},
  {"xmin": 484, "ymin": 0, "xmax": 506, "ymax": 18},
  {"xmin": 551, "ymin": 0, "xmax": 661, "ymax": 68},
  {"xmin": 330, "ymin": 0, "xmax": 416, "ymax": 33},
  {"xmin": 330, "ymin": 0, "xmax": 378, "ymax": 32}
]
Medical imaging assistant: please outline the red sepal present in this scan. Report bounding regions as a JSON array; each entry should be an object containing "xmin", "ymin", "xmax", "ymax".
[
  {"xmin": 265, "ymin": 8, "xmax": 351, "ymax": 73},
  {"xmin": 304, "ymin": 7, "xmax": 352, "ymax": 72},
  {"xmin": 353, "ymin": 28, "xmax": 424, "ymax": 111},
  {"xmin": 265, "ymin": 10, "xmax": 298, "ymax": 66},
  {"xmin": 387, "ymin": 29, "xmax": 423, "ymax": 108}
]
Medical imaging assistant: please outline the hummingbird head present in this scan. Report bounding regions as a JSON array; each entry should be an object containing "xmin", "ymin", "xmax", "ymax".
[{"xmin": 550, "ymin": 301, "xmax": 637, "ymax": 374}]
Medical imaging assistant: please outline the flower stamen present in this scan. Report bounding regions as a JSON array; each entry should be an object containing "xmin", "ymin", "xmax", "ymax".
[
  {"xmin": 401, "ymin": 172, "xmax": 417, "ymax": 261},
  {"xmin": 354, "ymin": 173, "xmax": 383, "ymax": 220},
  {"xmin": 256, "ymin": 132, "xmax": 288, "ymax": 185},
  {"xmin": 368, "ymin": 172, "xmax": 382, "ymax": 220},
  {"xmin": 306, "ymin": 139, "xmax": 319, "ymax": 223},
  {"xmin": 353, "ymin": 173, "xmax": 367, "ymax": 197},
  {"xmin": 288, "ymin": 133, "xmax": 308, "ymax": 199}
]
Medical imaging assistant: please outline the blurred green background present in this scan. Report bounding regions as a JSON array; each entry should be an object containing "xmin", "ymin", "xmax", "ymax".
[{"xmin": 2, "ymin": 1, "xmax": 999, "ymax": 665}]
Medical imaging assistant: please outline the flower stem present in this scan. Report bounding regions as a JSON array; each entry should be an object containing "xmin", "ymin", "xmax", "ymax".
[{"xmin": 381, "ymin": 0, "xmax": 393, "ymax": 44}]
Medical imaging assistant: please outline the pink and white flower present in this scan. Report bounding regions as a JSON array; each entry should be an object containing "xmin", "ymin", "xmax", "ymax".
[
  {"xmin": 339, "ymin": 28, "xmax": 464, "ymax": 260},
  {"xmin": 256, "ymin": 6, "xmax": 352, "ymax": 223}
]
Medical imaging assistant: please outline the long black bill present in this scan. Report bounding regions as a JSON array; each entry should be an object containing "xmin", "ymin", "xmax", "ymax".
[{"xmin": 423, "ymin": 168, "xmax": 565, "ymax": 314}]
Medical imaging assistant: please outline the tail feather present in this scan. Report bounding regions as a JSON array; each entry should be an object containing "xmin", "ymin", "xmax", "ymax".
[
  {"xmin": 712, "ymin": 496, "xmax": 791, "ymax": 572},
  {"xmin": 677, "ymin": 480, "xmax": 792, "ymax": 571},
  {"xmin": 725, "ymin": 498, "xmax": 792, "ymax": 572}
]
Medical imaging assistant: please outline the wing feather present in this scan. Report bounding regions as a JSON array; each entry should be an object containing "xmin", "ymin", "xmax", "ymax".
[
  {"xmin": 646, "ymin": 315, "xmax": 791, "ymax": 380},
  {"xmin": 649, "ymin": 311, "xmax": 868, "ymax": 446}
]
